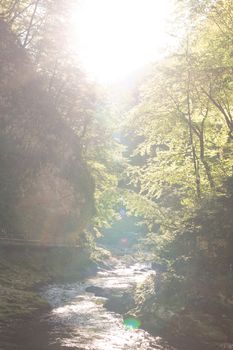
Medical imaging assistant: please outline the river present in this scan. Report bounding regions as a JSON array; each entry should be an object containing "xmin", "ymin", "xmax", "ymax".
[{"xmin": 3, "ymin": 262, "xmax": 180, "ymax": 350}]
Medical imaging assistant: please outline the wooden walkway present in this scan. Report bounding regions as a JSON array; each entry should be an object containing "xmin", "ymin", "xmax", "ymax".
[{"xmin": 0, "ymin": 237, "xmax": 81, "ymax": 248}]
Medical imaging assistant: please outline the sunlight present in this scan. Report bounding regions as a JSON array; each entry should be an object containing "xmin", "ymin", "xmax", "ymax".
[{"xmin": 73, "ymin": 0, "xmax": 173, "ymax": 83}]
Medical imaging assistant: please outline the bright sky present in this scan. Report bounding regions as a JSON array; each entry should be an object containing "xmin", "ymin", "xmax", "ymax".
[{"xmin": 73, "ymin": 0, "xmax": 174, "ymax": 83}]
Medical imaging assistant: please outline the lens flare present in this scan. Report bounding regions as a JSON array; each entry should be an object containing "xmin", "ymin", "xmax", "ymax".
[
  {"xmin": 123, "ymin": 318, "xmax": 141, "ymax": 330},
  {"xmin": 120, "ymin": 238, "xmax": 128, "ymax": 245}
]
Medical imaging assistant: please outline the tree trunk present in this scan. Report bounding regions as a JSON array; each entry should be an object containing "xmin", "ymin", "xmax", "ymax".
[
  {"xmin": 22, "ymin": 0, "xmax": 40, "ymax": 48},
  {"xmin": 187, "ymin": 71, "xmax": 201, "ymax": 199},
  {"xmin": 199, "ymin": 118, "xmax": 215, "ymax": 191}
]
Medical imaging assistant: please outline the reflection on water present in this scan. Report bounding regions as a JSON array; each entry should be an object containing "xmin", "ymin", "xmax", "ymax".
[{"xmin": 40, "ymin": 263, "xmax": 176, "ymax": 350}]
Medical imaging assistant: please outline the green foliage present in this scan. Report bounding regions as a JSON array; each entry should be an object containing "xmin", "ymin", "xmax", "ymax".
[
  {"xmin": 0, "ymin": 18, "xmax": 95, "ymax": 243},
  {"xmin": 121, "ymin": 0, "xmax": 233, "ymax": 342},
  {"xmin": 0, "ymin": 0, "xmax": 124, "ymax": 244}
]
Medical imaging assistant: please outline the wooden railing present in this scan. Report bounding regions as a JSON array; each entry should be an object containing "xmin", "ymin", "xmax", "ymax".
[{"xmin": 0, "ymin": 237, "xmax": 81, "ymax": 248}]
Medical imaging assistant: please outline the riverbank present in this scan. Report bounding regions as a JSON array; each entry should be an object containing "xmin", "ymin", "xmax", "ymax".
[
  {"xmin": 0, "ymin": 245, "xmax": 97, "ymax": 322},
  {"xmin": 2, "ymin": 262, "xmax": 176, "ymax": 350},
  {"xmin": 132, "ymin": 271, "xmax": 233, "ymax": 350}
]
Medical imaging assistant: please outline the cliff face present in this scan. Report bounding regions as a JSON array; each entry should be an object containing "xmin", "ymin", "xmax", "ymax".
[{"xmin": 0, "ymin": 20, "xmax": 95, "ymax": 242}]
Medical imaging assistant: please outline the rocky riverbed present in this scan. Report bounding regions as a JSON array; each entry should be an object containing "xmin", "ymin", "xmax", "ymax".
[{"xmin": 1, "ymin": 262, "xmax": 178, "ymax": 350}]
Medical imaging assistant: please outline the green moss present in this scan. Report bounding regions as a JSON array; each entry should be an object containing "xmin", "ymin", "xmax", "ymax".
[
  {"xmin": 173, "ymin": 313, "xmax": 228, "ymax": 343},
  {"xmin": 0, "ymin": 246, "xmax": 96, "ymax": 321}
]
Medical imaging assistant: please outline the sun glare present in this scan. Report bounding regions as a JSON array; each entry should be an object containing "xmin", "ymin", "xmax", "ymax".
[{"xmin": 73, "ymin": 0, "xmax": 173, "ymax": 83}]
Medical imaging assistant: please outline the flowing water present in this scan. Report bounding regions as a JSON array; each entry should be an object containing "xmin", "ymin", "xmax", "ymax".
[{"xmin": 3, "ymin": 263, "xmax": 178, "ymax": 350}]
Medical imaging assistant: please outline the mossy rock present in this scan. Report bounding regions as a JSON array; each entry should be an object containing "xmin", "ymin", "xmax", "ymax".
[
  {"xmin": 167, "ymin": 313, "xmax": 228, "ymax": 343},
  {"xmin": 0, "ymin": 246, "xmax": 95, "ymax": 321}
]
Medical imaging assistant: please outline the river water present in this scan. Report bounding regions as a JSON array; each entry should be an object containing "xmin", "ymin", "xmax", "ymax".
[{"xmin": 4, "ymin": 263, "xmax": 178, "ymax": 350}]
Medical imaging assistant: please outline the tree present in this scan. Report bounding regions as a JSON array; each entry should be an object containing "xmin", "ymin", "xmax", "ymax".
[
  {"xmin": 0, "ymin": 19, "xmax": 94, "ymax": 242},
  {"xmin": 121, "ymin": 0, "xmax": 233, "ymax": 342}
]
